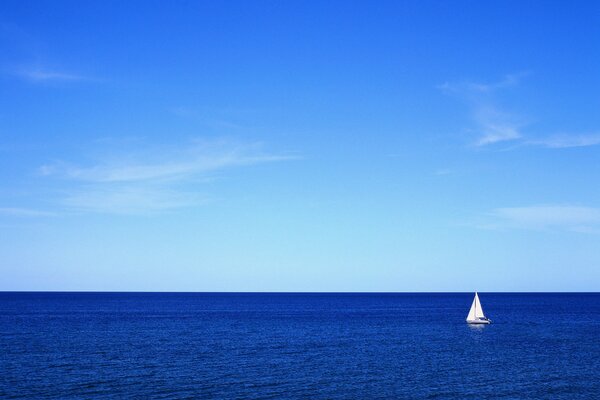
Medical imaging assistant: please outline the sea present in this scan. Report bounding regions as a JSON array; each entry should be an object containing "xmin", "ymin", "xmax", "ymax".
[{"xmin": 1, "ymin": 292, "xmax": 599, "ymax": 399}]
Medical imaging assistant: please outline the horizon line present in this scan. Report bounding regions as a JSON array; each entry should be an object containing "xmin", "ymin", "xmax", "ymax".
[{"xmin": 1, "ymin": 290, "xmax": 598, "ymax": 294}]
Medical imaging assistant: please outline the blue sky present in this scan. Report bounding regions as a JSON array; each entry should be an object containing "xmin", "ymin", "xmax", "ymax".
[{"xmin": 1, "ymin": 1, "xmax": 599, "ymax": 291}]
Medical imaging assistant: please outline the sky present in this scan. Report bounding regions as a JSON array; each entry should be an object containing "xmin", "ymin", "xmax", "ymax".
[{"xmin": 1, "ymin": 1, "xmax": 599, "ymax": 291}]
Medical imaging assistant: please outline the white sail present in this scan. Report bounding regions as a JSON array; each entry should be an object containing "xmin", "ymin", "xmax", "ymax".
[{"xmin": 466, "ymin": 292, "xmax": 486, "ymax": 321}]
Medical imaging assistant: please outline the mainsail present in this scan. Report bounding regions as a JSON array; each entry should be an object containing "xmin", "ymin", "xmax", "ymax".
[{"xmin": 466, "ymin": 292, "xmax": 486, "ymax": 321}]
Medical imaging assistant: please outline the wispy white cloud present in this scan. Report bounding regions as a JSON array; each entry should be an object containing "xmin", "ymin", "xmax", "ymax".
[
  {"xmin": 17, "ymin": 67, "xmax": 85, "ymax": 82},
  {"xmin": 475, "ymin": 123, "xmax": 521, "ymax": 146},
  {"xmin": 440, "ymin": 74, "xmax": 525, "ymax": 147},
  {"xmin": 169, "ymin": 106, "xmax": 247, "ymax": 130},
  {"xmin": 439, "ymin": 72, "xmax": 526, "ymax": 95},
  {"xmin": 527, "ymin": 133, "xmax": 600, "ymax": 149},
  {"xmin": 40, "ymin": 138, "xmax": 298, "ymax": 215},
  {"xmin": 0, "ymin": 207, "xmax": 56, "ymax": 217},
  {"xmin": 482, "ymin": 205, "xmax": 600, "ymax": 233},
  {"xmin": 473, "ymin": 106, "xmax": 523, "ymax": 146},
  {"xmin": 434, "ymin": 168, "xmax": 453, "ymax": 176},
  {"xmin": 62, "ymin": 186, "xmax": 206, "ymax": 215},
  {"xmin": 441, "ymin": 73, "xmax": 600, "ymax": 150},
  {"xmin": 42, "ymin": 140, "xmax": 297, "ymax": 183}
]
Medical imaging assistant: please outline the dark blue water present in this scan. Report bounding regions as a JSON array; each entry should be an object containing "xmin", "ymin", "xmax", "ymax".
[{"xmin": 1, "ymin": 293, "xmax": 600, "ymax": 399}]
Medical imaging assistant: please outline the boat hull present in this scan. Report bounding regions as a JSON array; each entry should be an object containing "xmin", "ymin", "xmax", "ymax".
[{"xmin": 467, "ymin": 319, "xmax": 491, "ymax": 325}]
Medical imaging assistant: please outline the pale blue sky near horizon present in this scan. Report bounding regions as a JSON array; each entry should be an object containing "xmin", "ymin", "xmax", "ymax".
[{"xmin": 1, "ymin": 1, "xmax": 600, "ymax": 291}]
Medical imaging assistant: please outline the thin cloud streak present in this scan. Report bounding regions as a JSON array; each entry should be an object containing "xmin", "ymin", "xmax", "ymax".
[
  {"xmin": 527, "ymin": 133, "xmax": 600, "ymax": 149},
  {"xmin": 442, "ymin": 73, "xmax": 600, "ymax": 150},
  {"xmin": 0, "ymin": 207, "xmax": 56, "ymax": 217},
  {"xmin": 475, "ymin": 124, "xmax": 521, "ymax": 146},
  {"xmin": 63, "ymin": 186, "xmax": 206, "ymax": 215},
  {"xmin": 483, "ymin": 205, "xmax": 600, "ymax": 233},
  {"xmin": 59, "ymin": 154, "xmax": 295, "ymax": 183},
  {"xmin": 440, "ymin": 74, "xmax": 525, "ymax": 147},
  {"xmin": 17, "ymin": 68, "xmax": 85, "ymax": 82},
  {"xmin": 434, "ymin": 169, "xmax": 453, "ymax": 176},
  {"xmin": 40, "ymin": 138, "xmax": 298, "ymax": 215},
  {"xmin": 474, "ymin": 107, "xmax": 523, "ymax": 146},
  {"xmin": 439, "ymin": 72, "xmax": 526, "ymax": 95}
]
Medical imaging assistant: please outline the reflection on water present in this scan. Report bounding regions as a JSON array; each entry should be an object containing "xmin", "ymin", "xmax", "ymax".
[
  {"xmin": 467, "ymin": 322, "xmax": 488, "ymax": 343},
  {"xmin": 467, "ymin": 323, "xmax": 487, "ymax": 331}
]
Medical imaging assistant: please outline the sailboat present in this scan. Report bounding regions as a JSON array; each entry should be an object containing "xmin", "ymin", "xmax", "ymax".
[{"xmin": 466, "ymin": 292, "xmax": 491, "ymax": 324}]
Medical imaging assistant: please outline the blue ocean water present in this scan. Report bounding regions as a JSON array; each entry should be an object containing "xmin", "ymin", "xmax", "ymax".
[{"xmin": 1, "ymin": 293, "xmax": 599, "ymax": 399}]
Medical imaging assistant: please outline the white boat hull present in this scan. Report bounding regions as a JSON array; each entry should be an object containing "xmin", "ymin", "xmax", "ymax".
[{"xmin": 467, "ymin": 319, "xmax": 491, "ymax": 325}]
